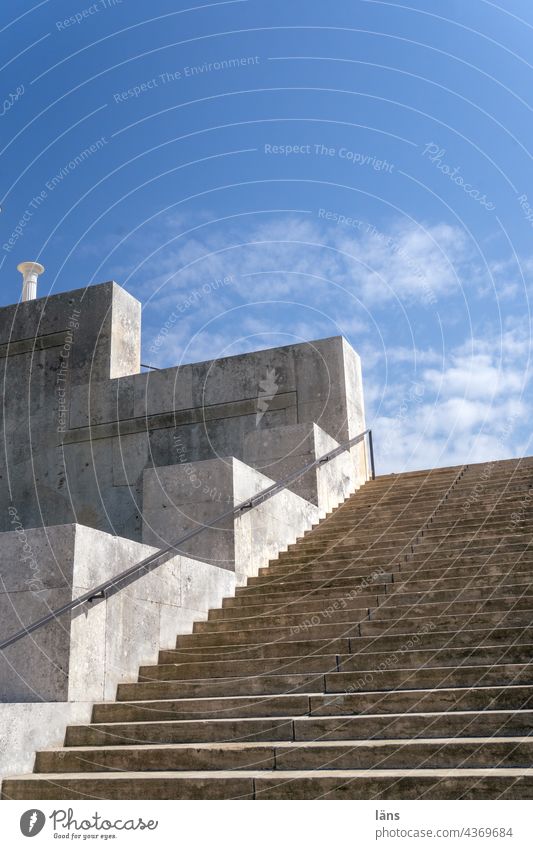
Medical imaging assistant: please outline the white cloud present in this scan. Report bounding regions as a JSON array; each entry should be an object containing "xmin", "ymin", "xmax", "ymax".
[
  {"xmin": 371, "ymin": 324, "xmax": 531, "ymax": 472},
  {"xmin": 424, "ymin": 354, "xmax": 524, "ymax": 400},
  {"xmin": 101, "ymin": 210, "xmax": 532, "ymax": 472},
  {"xmin": 121, "ymin": 213, "xmax": 473, "ymax": 323}
]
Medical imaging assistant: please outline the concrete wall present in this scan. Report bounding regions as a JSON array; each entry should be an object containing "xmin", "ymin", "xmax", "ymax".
[
  {"xmin": 0, "ymin": 702, "xmax": 93, "ymax": 786},
  {"xmin": 244, "ymin": 422, "xmax": 366, "ymax": 516},
  {"xmin": 0, "ymin": 281, "xmax": 366, "ymax": 542},
  {"xmin": 0, "ymin": 283, "xmax": 141, "ymax": 536},
  {"xmin": 0, "ymin": 523, "xmax": 235, "ymax": 703},
  {"xmin": 62, "ymin": 332, "xmax": 366, "ymax": 541},
  {"xmin": 142, "ymin": 457, "xmax": 320, "ymax": 585}
]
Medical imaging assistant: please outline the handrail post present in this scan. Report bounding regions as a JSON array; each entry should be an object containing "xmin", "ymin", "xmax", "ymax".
[{"xmin": 368, "ymin": 429, "xmax": 376, "ymax": 480}]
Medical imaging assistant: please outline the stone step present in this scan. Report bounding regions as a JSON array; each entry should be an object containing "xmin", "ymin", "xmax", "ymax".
[
  {"xmin": 179, "ymin": 622, "xmax": 361, "ymax": 647},
  {"xmin": 283, "ymin": 537, "xmax": 431, "ymax": 555},
  {"xmin": 338, "ymin": 492, "xmax": 532, "ymax": 513},
  {"xmin": 259, "ymin": 556, "xmax": 403, "ymax": 573},
  {"xmin": 330, "ymin": 502, "xmax": 532, "ymax": 525},
  {"xmin": 63, "ymin": 708, "xmax": 533, "ymax": 749},
  {"xmin": 343, "ymin": 492, "xmax": 454, "ymax": 505},
  {"xmin": 442, "ymin": 488, "xmax": 532, "ymax": 501},
  {"xmin": 338, "ymin": 643, "xmax": 533, "ymax": 673},
  {"xmin": 140, "ymin": 643, "xmax": 533, "ymax": 683},
  {"xmin": 354, "ymin": 477, "xmax": 530, "ymax": 494},
  {"xmin": 231, "ymin": 582, "xmax": 391, "ymax": 606},
  {"xmin": 291, "ymin": 517, "xmax": 533, "ymax": 543},
  {"xmin": 292, "ymin": 526, "xmax": 533, "ymax": 552},
  {"xmin": 116, "ymin": 659, "xmax": 533, "ymax": 702},
  {"xmin": 379, "ymin": 582, "xmax": 532, "ymax": 606},
  {"xmin": 6, "ymin": 768, "xmax": 533, "ymax": 801},
  {"xmin": 268, "ymin": 551, "xmax": 401, "ymax": 567},
  {"xmin": 197, "ymin": 596, "xmax": 533, "ymax": 634},
  {"xmin": 304, "ymin": 519, "xmax": 533, "ymax": 544},
  {"xmin": 193, "ymin": 608, "xmax": 369, "ymax": 634},
  {"xmin": 242, "ymin": 570, "xmax": 533, "ymax": 602},
  {"xmin": 370, "ymin": 595, "xmax": 533, "ymax": 621},
  {"xmin": 247, "ymin": 562, "xmax": 533, "ymax": 593},
  {"xmin": 31, "ymin": 737, "xmax": 533, "ymax": 774},
  {"xmin": 401, "ymin": 553, "xmax": 533, "ymax": 570},
  {"xmin": 371, "ymin": 469, "xmax": 530, "ymax": 486},
  {"xmin": 367, "ymin": 476, "xmax": 532, "ymax": 493},
  {"xmin": 65, "ymin": 717, "xmax": 296, "ymax": 746},
  {"xmin": 236, "ymin": 574, "xmax": 395, "ymax": 596},
  {"xmin": 92, "ymin": 693, "xmax": 313, "ymax": 723},
  {"xmin": 255, "ymin": 769, "xmax": 533, "ymax": 800},
  {"xmin": 295, "ymin": 709, "xmax": 533, "ymax": 740},
  {"xmin": 294, "ymin": 508, "xmax": 434, "ymax": 528},
  {"xmin": 116, "ymin": 672, "xmax": 327, "ymax": 701},
  {"xmin": 358, "ymin": 476, "xmax": 460, "ymax": 490},
  {"xmin": 338, "ymin": 490, "xmax": 455, "ymax": 505},
  {"xmin": 296, "ymin": 538, "xmax": 533, "ymax": 558},
  {"xmin": 166, "ymin": 638, "xmax": 352, "ymax": 662},
  {"xmin": 312, "ymin": 684, "xmax": 533, "ymax": 716},
  {"xmin": 359, "ymin": 609, "xmax": 533, "ymax": 636},
  {"xmin": 291, "ymin": 538, "xmax": 527, "ymax": 561},
  {"xmin": 214, "ymin": 594, "xmax": 381, "ymax": 619},
  {"xmin": 235, "ymin": 572, "xmax": 530, "ymax": 606},
  {"xmin": 412, "ymin": 539, "xmax": 533, "ymax": 557},
  {"xmin": 443, "ymin": 483, "xmax": 533, "ymax": 496},
  {"xmin": 269, "ymin": 547, "xmax": 533, "ymax": 569},
  {"xmin": 139, "ymin": 654, "xmax": 338, "ymax": 681},
  {"xmin": 338, "ymin": 494, "xmax": 447, "ymax": 508},
  {"xmin": 1, "ymin": 772, "xmax": 257, "ymax": 800},
  {"xmin": 91, "ymin": 683, "xmax": 533, "ymax": 725},
  {"xmin": 326, "ymin": 662, "xmax": 533, "ymax": 694},
  {"xmin": 299, "ymin": 511, "xmax": 533, "ymax": 535},
  {"xmin": 388, "ymin": 571, "xmax": 533, "ymax": 595},
  {"xmin": 379, "ymin": 486, "xmax": 532, "ymax": 503},
  {"xmin": 170, "ymin": 626, "xmax": 533, "ymax": 662},
  {"xmin": 217, "ymin": 582, "xmax": 529, "ymax": 619},
  {"xmin": 176, "ymin": 608, "xmax": 533, "ymax": 648},
  {"xmin": 286, "ymin": 531, "xmax": 532, "ymax": 557},
  {"xmin": 250, "ymin": 573, "xmax": 532, "ymax": 602}
]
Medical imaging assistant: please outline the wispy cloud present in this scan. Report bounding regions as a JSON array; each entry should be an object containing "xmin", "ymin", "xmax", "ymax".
[
  {"xmin": 101, "ymin": 209, "xmax": 531, "ymax": 471},
  {"xmin": 119, "ymin": 212, "xmax": 473, "ymax": 309},
  {"xmin": 370, "ymin": 320, "xmax": 532, "ymax": 472}
]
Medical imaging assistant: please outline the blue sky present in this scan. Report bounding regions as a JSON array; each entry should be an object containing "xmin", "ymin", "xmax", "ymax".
[{"xmin": 1, "ymin": 0, "xmax": 532, "ymax": 473}]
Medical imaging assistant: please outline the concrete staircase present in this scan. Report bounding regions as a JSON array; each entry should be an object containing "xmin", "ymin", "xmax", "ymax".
[{"xmin": 4, "ymin": 457, "xmax": 533, "ymax": 800}]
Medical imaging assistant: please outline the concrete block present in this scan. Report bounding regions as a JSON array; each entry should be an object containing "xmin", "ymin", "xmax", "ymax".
[
  {"xmin": 0, "ymin": 523, "xmax": 235, "ymax": 703},
  {"xmin": 245, "ymin": 422, "xmax": 362, "ymax": 516},
  {"xmin": 110, "ymin": 284, "xmax": 141, "ymax": 379},
  {"xmin": 143, "ymin": 457, "xmax": 320, "ymax": 584},
  {"xmin": 0, "ymin": 702, "xmax": 93, "ymax": 783}
]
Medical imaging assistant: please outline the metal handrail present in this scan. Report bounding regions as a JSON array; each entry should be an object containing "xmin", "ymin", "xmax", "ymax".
[{"xmin": 0, "ymin": 428, "xmax": 374, "ymax": 652}]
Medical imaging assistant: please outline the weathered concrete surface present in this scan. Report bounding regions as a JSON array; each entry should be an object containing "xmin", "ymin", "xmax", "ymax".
[
  {"xmin": 244, "ymin": 422, "xmax": 364, "ymax": 516},
  {"xmin": 0, "ymin": 281, "xmax": 366, "ymax": 541},
  {"xmin": 142, "ymin": 457, "xmax": 320, "ymax": 584},
  {"xmin": 0, "ymin": 523, "xmax": 235, "ymax": 702},
  {"xmin": 0, "ymin": 701, "xmax": 92, "ymax": 784},
  {"xmin": 0, "ymin": 282, "xmax": 141, "ymax": 537}
]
